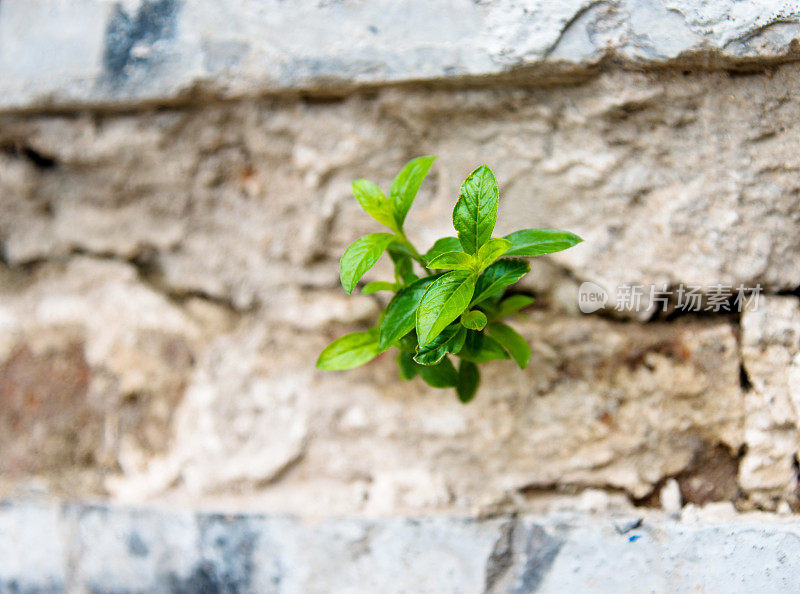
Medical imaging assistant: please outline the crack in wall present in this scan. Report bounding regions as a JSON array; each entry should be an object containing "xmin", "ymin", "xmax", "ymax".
[
  {"xmin": 0, "ymin": 139, "xmax": 58, "ymax": 169},
  {"xmin": 542, "ymin": 0, "xmax": 610, "ymax": 59},
  {"xmin": 724, "ymin": 18, "xmax": 800, "ymax": 48},
  {"xmin": 2, "ymin": 50, "xmax": 800, "ymax": 117},
  {"xmin": 0, "ymin": 247, "xmax": 249, "ymax": 316}
]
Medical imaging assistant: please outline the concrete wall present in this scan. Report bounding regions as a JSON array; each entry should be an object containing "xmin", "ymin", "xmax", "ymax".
[{"xmin": 2, "ymin": 2, "xmax": 800, "ymax": 586}]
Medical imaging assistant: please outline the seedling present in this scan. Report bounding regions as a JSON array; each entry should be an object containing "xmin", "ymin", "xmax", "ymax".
[{"xmin": 316, "ymin": 156, "xmax": 583, "ymax": 402}]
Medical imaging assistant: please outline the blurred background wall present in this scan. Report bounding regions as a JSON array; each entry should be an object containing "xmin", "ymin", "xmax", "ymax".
[{"xmin": 2, "ymin": 0, "xmax": 800, "ymax": 522}]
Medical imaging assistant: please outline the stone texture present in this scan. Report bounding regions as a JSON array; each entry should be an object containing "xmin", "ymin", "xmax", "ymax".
[
  {"xmin": 0, "ymin": 257, "xmax": 230, "ymax": 496},
  {"xmin": 0, "ymin": 252, "xmax": 744, "ymax": 510},
  {"xmin": 4, "ymin": 65, "xmax": 800, "ymax": 310},
  {"xmin": 660, "ymin": 479, "xmax": 682, "ymax": 518},
  {"xmin": 2, "ymin": 0, "xmax": 800, "ymax": 110},
  {"xmin": 740, "ymin": 296, "xmax": 800, "ymax": 509},
  {"xmin": 3, "ymin": 7, "xmax": 800, "ymax": 591},
  {"xmin": 104, "ymin": 310, "xmax": 742, "ymax": 513},
  {"xmin": 3, "ymin": 501, "xmax": 800, "ymax": 593},
  {"xmin": 13, "ymin": 63, "xmax": 800, "ymax": 513},
  {"xmin": 107, "ymin": 324, "xmax": 312, "ymax": 500},
  {"xmin": 0, "ymin": 342, "xmax": 94, "ymax": 474},
  {"xmin": 3, "ymin": 7, "xmax": 800, "ymax": 521}
]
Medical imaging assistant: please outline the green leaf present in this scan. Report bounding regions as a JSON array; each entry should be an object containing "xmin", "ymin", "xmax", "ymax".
[
  {"xmin": 424, "ymin": 237, "xmax": 462, "ymax": 263},
  {"xmin": 503, "ymin": 229, "xmax": 583, "ymax": 257},
  {"xmin": 417, "ymin": 356, "xmax": 458, "ymax": 388},
  {"xmin": 352, "ymin": 180, "xmax": 396, "ymax": 231},
  {"xmin": 362, "ymin": 281, "xmax": 396, "ymax": 294},
  {"xmin": 479, "ymin": 292, "xmax": 504, "ymax": 308},
  {"xmin": 395, "ymin": 332, "xmax": 418, "ymax": 353},
  {"xmin": 340, "ymin": 233, "xmax": 394, "ymax": 294},
  {"xmin": 379, "ymin": 275, "xmax": 441, "ymax": 350},
  {"xmin": 316, "ymin": 329, "xmax": 382, "ymax": 370},
  {"xmin": 477, "ymin": 238, "xmax": 512, "ymax": 269},
  {"xmin": 492, "ymin": 294, "xmax": 535, "ymax": 320},
  {"xmin": 489, "ymin": 322, "xmax": 531, "ymax": 369},
  {"xmin": 452, "ymin": 165, "xmax": 499, "ymax": 254},
  {"xmin": 471, "ymin": 259, "xmax": 530, "ymax": 306},
  {"xmin": 458, "ymin": 330, "xmax": 510, "ymax": 363},
  {"xmin": 414, "ymin": 324, "xmax": 467, "ymax": 365},
  {"xmin": 391, "ymin": 155, "xmax": 437, "ymax": 227},
  {"xmin": 416, "ymin": 270, "xmax": 478, "ymax": 347},
  {"xmin": 399, "ymin": 343, "xmax": 462, "ymax": 385},
  {"xmin": 426, "ymin": 251, "xmax": 476, "ymax": 270},
  {"xmin": 456, "ymin": 360, "xmax": 480, "ymax": 403},
  {"xmin": 388, "ymin": 247, "xmax": 418, "ymax": 285},
  {"xmin": 388, "ymin": 242, "xmax": 415, "ymax": 259},
  {"xmin": 397, "ymin": 351, "xmax": 419, "ymax": 380},
  {"xmin": 460, "ymin": 310, "xmax": 487, "ymax": 330}
]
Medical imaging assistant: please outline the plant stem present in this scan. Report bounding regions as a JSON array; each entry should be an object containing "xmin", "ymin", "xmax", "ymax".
[{"xmin": 397, "ymin": 230, "xmax": 431, "ymax": 275}]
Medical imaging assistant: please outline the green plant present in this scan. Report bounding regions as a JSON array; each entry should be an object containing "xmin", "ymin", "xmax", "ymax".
[{"xmin": 316, "ymin": 156, "xmax": 583, "ymax": 402}]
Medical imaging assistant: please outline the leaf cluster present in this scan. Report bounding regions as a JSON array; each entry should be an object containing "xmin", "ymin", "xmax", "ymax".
[{"xmin": 317, "ymin": 157, "xmax": 583, "ymax": 402}]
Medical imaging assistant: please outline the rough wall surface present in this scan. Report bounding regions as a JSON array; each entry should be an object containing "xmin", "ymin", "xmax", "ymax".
[
  {"xmin": 2, "ymin": 0, "xmax": 800, "ymax": 538},
  {"xmin": 2, "ymin": 501, "xmax": 800, "ymax": 593},
  {"xmin": 4, "ymin": 65, "xmax": 800, "ymax": 305},
  {"xmin": 3, "ymin": 0, "xmax": 800, "ymax": 110},
  {"xmin": 3, "ymin": 63, "xmax": 800, "ymax": 516}
]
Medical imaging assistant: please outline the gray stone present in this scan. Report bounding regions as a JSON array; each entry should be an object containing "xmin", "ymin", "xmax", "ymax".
[
  {"xmin": 3, "ymin": 501, "xmax": 800, "ymax": 593},
  {"xmin": 2, "ymin": 0, "xmax": 800, "ymax": 110},
  {"xmin": 0, "ymin": 501, "xmax": 66, "ymax": 593}
]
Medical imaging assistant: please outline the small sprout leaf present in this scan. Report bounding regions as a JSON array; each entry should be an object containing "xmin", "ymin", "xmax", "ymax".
[
  {"xmin": 488, "ymin": 322, "xmax": 531, "ymax": 369},
  {"xmin": 362, "ymin": 281, "xmax": 397, "ymax": 294},
  {"xmin": 352, "ymin": 180, "xmax": 396, "ymax": 231},
  {"xmin": 456, "ymin": 360, "xmax": 480, "ymax": 403},
  {"xmin": 316, "ymin": 329, "xmax": 382, "ymax": 371},
  {"xmin": 340, "ymin": 233, "xmax": 394, "ymax": 294},
  {"xmin": 453, "ymin": 165, "xmax": 499, "ymax": 254},
  {"xmin": 417, "ymin": 356, "xmax": 458, "ymax": 388},
  {"xmin": 458, "ymin": 330, "xmax": 510, "ymax": 363},
  {"xmin": 414, "ymin": 323, "xmax": 467, "ymax": 365},
  {"xmin": 379, "ymin": 275, "xmax": 442, "ymax": 350},
  {"xmin": 477, "ymin": 238, "xmax": 512, "ymax": 269},
  {"xmin": 503, "ymin": 229, "xmax": 583, "ymax": 257},
  {"xmin": 471, "ymin": 259, "xmax": 530, "ymax": 306},
  {"xmin": 424, "ymin": 237, "xmax": 463, "ymax": 263},
  {"xmin": 460, "ymin": 310, "xmax": 488, "ymax": 330},
  {"xmin": 391, "ymin": 156, "xmax": 437, "ymax": 227},
  {"xmin": 426, "ymin": 251, "xmax": 476, "ymax": 270},
  {"xmin": 416, "ymin": 270, "xmax": 478, "ymax": 346}
]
